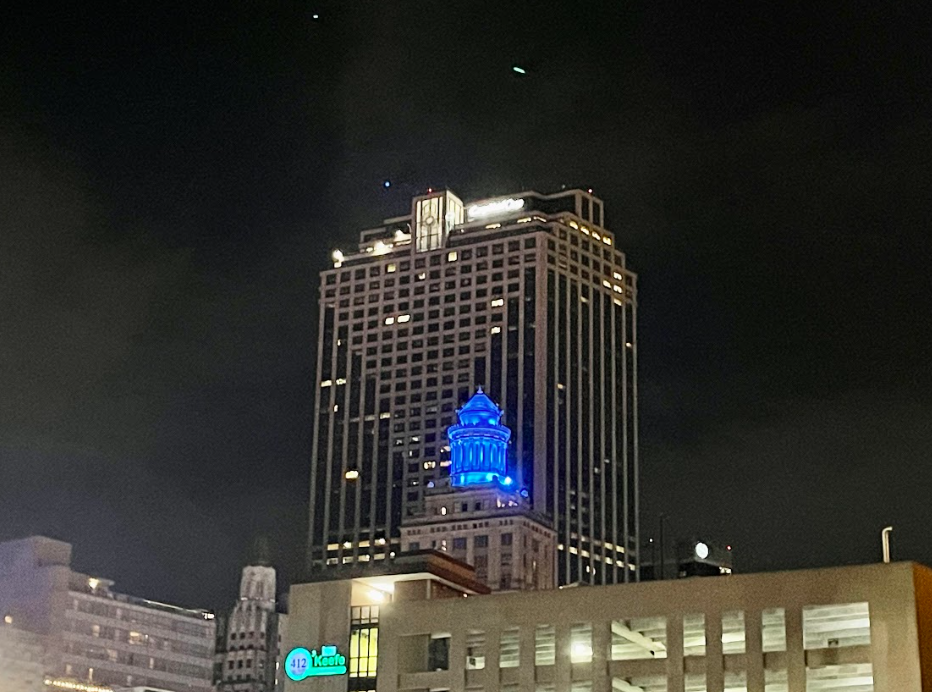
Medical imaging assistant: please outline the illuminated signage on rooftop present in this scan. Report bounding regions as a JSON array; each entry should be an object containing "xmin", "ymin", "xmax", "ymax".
[
  {"xmin": 465, "ymin": 197, "xmax": 525, "ymax": 221},
  {"xmin": 285, "ymin": 645, "xmax": 348, "ymax": 681}
]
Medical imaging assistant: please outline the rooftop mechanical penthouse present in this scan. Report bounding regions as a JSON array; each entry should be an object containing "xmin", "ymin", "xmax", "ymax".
[{"xmin": 308, "ymin": 189, "xmax": 638, "ymax": 586}]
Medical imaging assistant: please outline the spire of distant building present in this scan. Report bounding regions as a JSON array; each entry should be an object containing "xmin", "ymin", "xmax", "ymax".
[{"xmin": 250, "ymin": 535, "xmax": 271, "ymax": 567}]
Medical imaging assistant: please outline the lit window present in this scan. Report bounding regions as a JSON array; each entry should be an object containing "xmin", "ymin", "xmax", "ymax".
[
  {"xmin": 320, "ymin": 380, "xmax": 333, "ymax": 387},
  {"xmin": 603, "ymin": 237, "xmax": 612, "ymax": 245},
  {"xmin": 387, "ymin": 263, "xmax": 397, "ymax": 273},
  {"xmin": 345, "ymin": 470, "xmax": 360, "ymax": 480},
  {"xmin": 447, "ymin": 251, "xmax": 458, "ymax": 262},
  {"xmin": 398, "ymin": 314, "xmax": 411, "ymax": 323},
  {"xmin": 490, "ymin": 326, "xmax": 501, "ymax": 335},
  {"xmin": 384, "ymin": 316, "xmax": 395, "ymax": 325},
  {"xmin": 490, "ymin": 298, "xmax": 504, "ymax": 307},
  {"xmin": 570, "ymin": 623, "xmax": 592, "ymax": 663},
  {"xmin": 336, "ymin": 378, "xmax": 347, "ymax": 385}
]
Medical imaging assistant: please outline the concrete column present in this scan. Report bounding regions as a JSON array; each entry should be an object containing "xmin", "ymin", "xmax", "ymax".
[
  {"xmin": 449, "ymin": 630, "xmax": 467, "ymax": 692},
  {"xmin": 666, "ymin": 615, "xmax": 685, "ymax": 692},
  {"xmin": 591, "ymin": 620, "xmax": 611, "ymax": 692},
  {"xmin": 555, "ymin": 622, "xmax": 572, "ymax": 690},
  {"xmin": 705, "ymin": 611, "xmax": 724, "ymax": 692},
  {"xmin": 744, "ymin": 609, "xmax": 764, "ymax": 692},
  {"xmin": 484, "ymin": 627, "xmax": 500, "ymax": 691},
  {"xmin": 785, "ymin": 607, "xmax": 805, "ymax": 692},
  {"xmin": 519, "ymin": 627, "xmax": 535, "ymax": 691}
]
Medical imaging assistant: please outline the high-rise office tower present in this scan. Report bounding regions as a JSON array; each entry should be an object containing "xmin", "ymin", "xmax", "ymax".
[{"xmin": 308, "ymin": 188, "xmax": 638, "ymax": 585}]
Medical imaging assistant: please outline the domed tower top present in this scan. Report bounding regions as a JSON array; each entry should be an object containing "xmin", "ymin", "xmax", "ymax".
[{"xmin": 447, "ymin": 388, "xmax": 512, "ymax": 487}]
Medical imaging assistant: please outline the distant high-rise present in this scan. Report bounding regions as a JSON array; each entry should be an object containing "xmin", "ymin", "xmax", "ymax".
[{"xmin": 308, "ymin": 188, "xmax": 638, "ymax": 585}]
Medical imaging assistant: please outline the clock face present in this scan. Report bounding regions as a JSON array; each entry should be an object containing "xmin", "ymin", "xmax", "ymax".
[
  {"xmin": 694, "ymin": 542, "xmax": 710, "ymax": 560},
  {"xmin": 424, "ymin": 215, "xmax": 436, "ymax": 226}
]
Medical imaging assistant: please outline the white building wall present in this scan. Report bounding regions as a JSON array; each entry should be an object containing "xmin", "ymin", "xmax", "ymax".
[{"xmin": 376, "ymin": 562, "xmax": 929, "ymax": 692}]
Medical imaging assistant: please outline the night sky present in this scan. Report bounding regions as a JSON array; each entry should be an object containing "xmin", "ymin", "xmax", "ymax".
[{"xmin": 2, "ymin": 1, "xmax": 931, "ymax": 611}]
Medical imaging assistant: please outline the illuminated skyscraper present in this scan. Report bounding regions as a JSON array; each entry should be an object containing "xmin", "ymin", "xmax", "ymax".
[{"xmin": 308, "ymin": 188, "xmax": 638, "ymax": 585}]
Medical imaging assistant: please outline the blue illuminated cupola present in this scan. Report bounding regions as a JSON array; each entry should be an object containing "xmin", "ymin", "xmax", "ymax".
[{"xmin": 447, "ymin": 388, "xmax": 512, "ymax": 487}]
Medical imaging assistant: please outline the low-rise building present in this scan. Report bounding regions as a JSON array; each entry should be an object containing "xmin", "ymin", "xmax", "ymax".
[
  {"xmin": 0, "ymin": 536, "xmax": 216, "ymax": 692},
  {"xmin": 0, "ymin": 618, "xmax": 49, "ymax": 692},
  {"xmin": 283, "ymin": 560, "xmax": 932, "ymax": 692}
]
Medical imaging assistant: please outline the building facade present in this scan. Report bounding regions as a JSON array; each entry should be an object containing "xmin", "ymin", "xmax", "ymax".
[
  {"xmin": 215, "ymin": 563, "xmax": 288, "ymax": 692},
  {"xmin": 284, "ymin": 561, "xmax": 932, "ymax": 692},
  {"xmin": 399, "ymin": 390, "xmax": 556, "ymax": 591},
  {"xmin": 0, "ymin": 620, "xmax": 48, "ymax": 692},
  {"xmin": 308, "ymin": 188, "xmax": 638, "ymax": 586},
  {"xmin": 0, "ymin": 536, "xmax": 216, "ymax": 692},
  {"xmin": 283, "ymin": 552, "xmax": 488, "ymax": 692}
]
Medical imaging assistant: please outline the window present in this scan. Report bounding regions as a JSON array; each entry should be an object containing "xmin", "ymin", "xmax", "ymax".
[
  {"xmin": 722, "ymin": 611, "xmax": 745, "ymax": 654},
  {"xmin": 465, "ymin": 630, "xmax": 485, "ymax": 669},
  {"xmin": 610, "ymin": 617, "xmax": 667, "ymax": 660},
  {"xmin": 428, "ymin": 634, "xmax": 450, "ymax": 670},
  {"xmin": 475, "ymin": 535, "xmax": 488, "ymax": 548},
  {"xmin": 803, "ymin": 602, "xmax": 870, "ymax": 649},
  {"xmin": 762, "ymin": 608, "xmax": 787, "ymax": 652},
  {"xmin": 499, "ymin": 628, "xmax": 519, "ymax": 668},
  {"xmin": 569, "ymin": 623, "xmax": 592, "ymax": 663},
  {"xmin": 453, "ymin": 537, "xmax": 467, "ymax": 550},
  {"xmin": 535, "ymin": 625, "xmax": 555, "ymax": 666},
  {"xmin": 683, "ymin": 614, "xmax": 705, "ymax": 656},
  {"xmin": 501, "ymin": 533, "xmax": 513, "ymax": 546}
]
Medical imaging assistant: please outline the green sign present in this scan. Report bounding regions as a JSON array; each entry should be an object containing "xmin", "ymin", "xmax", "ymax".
[{"xmin": 285, "ymin": 645, "xmax": 347, "ymax": 681}]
